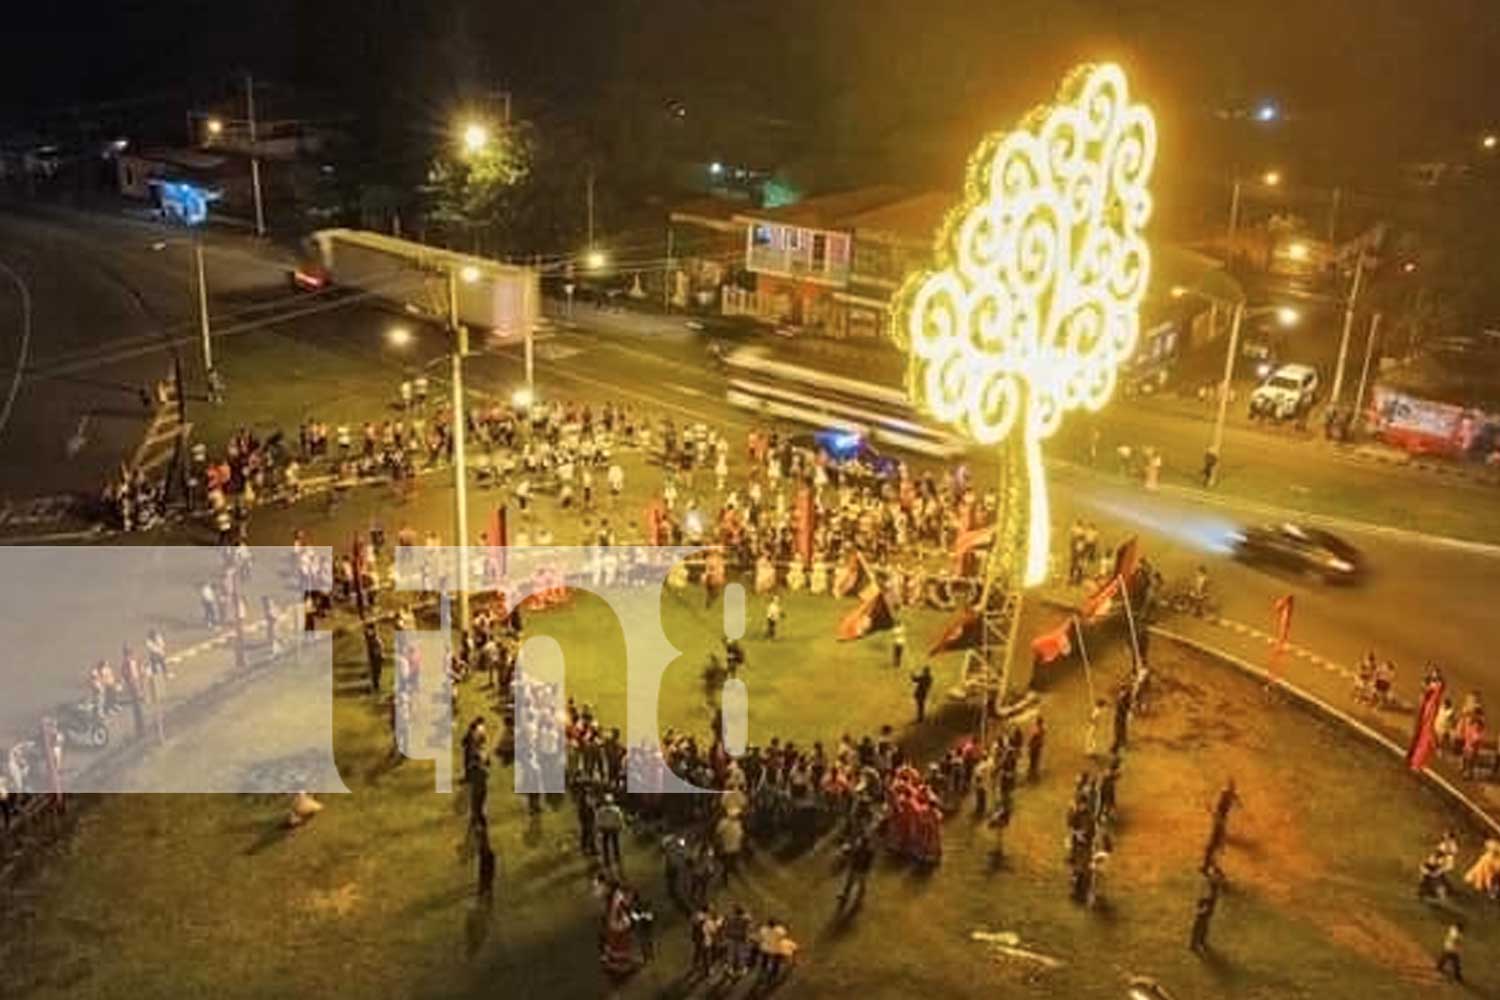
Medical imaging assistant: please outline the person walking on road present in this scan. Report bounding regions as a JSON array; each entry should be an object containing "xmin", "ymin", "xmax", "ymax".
[{"xmin": 1436, "ymin": 922, "xmax": 1464, "ymax": 983}]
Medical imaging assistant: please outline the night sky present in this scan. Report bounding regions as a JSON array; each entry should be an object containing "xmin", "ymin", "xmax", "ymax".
[{"xmin": 5, "ymin": 0, "xmax": 1499, "ymax": 185}]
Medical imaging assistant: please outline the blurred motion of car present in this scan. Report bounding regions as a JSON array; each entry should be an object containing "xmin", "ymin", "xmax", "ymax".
[{"xmin": 1229, "ymin": 522, "xmax": 1363, "ymax": 583}]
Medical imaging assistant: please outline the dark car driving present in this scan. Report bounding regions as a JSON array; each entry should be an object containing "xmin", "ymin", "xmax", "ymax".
[{"xmin": 1230, "ymin": 522, "xmax": 1364, "ymax": 583}]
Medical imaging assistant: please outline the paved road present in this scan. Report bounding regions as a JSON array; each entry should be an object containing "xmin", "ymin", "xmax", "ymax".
[
  {"xmin": 3, "ymin": 214, "xmax": 1493, "ymax": 750},
  {"xmin": 487, "ymin": 305, "xmax": 1500, "ymax": 715},
  {"xmin": 0, "ymin": 205, "xmax": 291, "ymax": 505}
]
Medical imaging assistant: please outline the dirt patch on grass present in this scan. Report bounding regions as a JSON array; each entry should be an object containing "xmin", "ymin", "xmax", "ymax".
[{"xmin": 301, "ymin": 881, "xmax": 362, "ymax": 919}]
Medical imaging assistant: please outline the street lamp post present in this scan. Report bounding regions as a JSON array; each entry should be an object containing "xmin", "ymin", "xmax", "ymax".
[
  {"xmin": 1210, "ymin": 299, "xmax": 1246, "ymax": 476},
  {"xmin": 1191, "ymin": 294, "xmax": 1297, "ymax": 485},
  {"xmin": 1353, "ymin": 310, "xmax": 1383, "ymax": 422},
  {"xmin": 194, "ymin": 236, "xmax": 213, "ymax": 381},
  {"xmin": 446, "ymin": 267, "xmax": 472, "ymax": 631},
  {"xmin": 1329, "ymin": 251, "xmax": 1367, "ymax": 408}
]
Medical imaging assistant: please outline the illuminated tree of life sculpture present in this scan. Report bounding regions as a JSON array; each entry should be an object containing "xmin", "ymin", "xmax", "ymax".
[{"xmin": 891, "ymin": 63, "xmax": 1155, "ymax": 702}]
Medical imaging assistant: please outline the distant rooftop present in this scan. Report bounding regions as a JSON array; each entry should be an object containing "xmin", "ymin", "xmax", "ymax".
[{"xmin": 734, "ymin": 185, "xmax": 907, "ymax": 230}]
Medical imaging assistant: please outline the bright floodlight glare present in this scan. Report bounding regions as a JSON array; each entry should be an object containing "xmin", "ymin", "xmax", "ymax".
[
  {"xmin": 1261, "ymin": 170, "xmax": 1282, "ymax": 187},
  {"xmin": 206, "ymin": 118, "xmax": 224, "ymax": 136},
  {"xmin": 1255, "ymin": 102, "xmax": 1278, "ymax": 122},
  {"xmin": 511, "ymin": 387, "xmax": 534, "ymax": 409},
  {"xmin": 586, "ymin": 249, "xmax": 607, "ymax": 270},
  {"xmin": 1170, "ymin": 285, "xmax": 1188, "ymax": 299},
  {"xmin": 462, "ymin": 122, "xmax": 489, "ymax": 154},
  {"xmin": 1276, "ymin": 306, "xmax": 1300, "ymax": 327},
  {"xmin": 386, "ymin": 326, "xmax": 413, "ymax": 348},
  {"xmin": 460, "ymin": 265, "xmax": 481, "ymax": 284},
  {"xmin": 1287, "ymin": 241, "xmax": 1309, "ymax": 261},
  {"xmin": 710, "ymin": 161, "xmax": 724, "ymax": 175},
  {"xmin": 1484, "ymin": 134, "xmax": 1498, "ymax": 150}
]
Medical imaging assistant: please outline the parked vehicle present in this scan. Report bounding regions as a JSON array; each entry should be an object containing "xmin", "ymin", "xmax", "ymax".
[{"xmin": 1250, "ymin": 363, "xmax": 1320, "ymax": 421}]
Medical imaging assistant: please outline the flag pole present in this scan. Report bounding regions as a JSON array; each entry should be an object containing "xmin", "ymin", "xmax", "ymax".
[
  {"xmin": 1119, "ymin": 575, "xmax": 1142, "ymax": 674},
  {"xmin": 1073, "ymin": 615, "xmax": 1094, "ymax": 706}
]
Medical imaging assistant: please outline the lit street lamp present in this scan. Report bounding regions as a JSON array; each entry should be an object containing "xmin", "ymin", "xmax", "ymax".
[
  {"xmin": 385, "ymin": 325, "xmax": 413, "ymax": 349},
  {"xmin": 1226, "ymin": 169, "xmax": 1283, "ymax": 271},
  {"xmin": 462, "ymin": 122, "xmax": 490, "ymax": 155},
  {"xmin": 1483, "ymin": 133, "xmax": 1498, "ymax": 151},
  {"xmin": 585, "ymin": 249, "xmax": 608, "ymax": 271},
  {"xmin": 1179, "ymin": 287, "xmax": 1298, "ymax": 484}
]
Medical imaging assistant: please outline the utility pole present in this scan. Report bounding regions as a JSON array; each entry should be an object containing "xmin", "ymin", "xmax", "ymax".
[
  {"xmin": 1209, "ymin": 299, "xmax": 1246, "ymax": 482},
  {"xmin": 664, "ymin": 225, "xmax": 674, "ymax": 312},
  {"xmin": 1225, "ymin": 177, "xmax": 1242, "ymax": 269},
  {"xmin": 1330, "ymin": 252, "xmax": 1367, "ymax": 407},
  {"xmin": 447, "ymin": 269, "xmax": 472, "ymax": 631},
  {"xmin": 526, "ymin": 254, "xmax": 538, "ymax": 395},
  {"xmin": 586, "ymin": 168, "xmax": 596, "ymax": 250},
  {"xmin": 1354, "ymin": 310, "xmax": 1382, "ymax": 421},
  {"xmin": 194, "ymin": 237, "xmax": 212, "ymax": 376},
  {"xmin": 246, "ymin": 73, "xmax": 265, "ymax": 238},
  {"xmin": 1327, "ymin": 185, "xmax": 1342, "ymax": 243}
]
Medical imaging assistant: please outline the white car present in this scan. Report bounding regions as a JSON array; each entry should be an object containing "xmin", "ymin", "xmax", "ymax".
[{"xmin": 1250, "ymin": 363, "xmax": 1320, "ymax": 420}]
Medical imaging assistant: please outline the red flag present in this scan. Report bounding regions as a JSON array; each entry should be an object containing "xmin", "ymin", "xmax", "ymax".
[
  {"xmin": 644, "ymin": 499, "xmax": 666, "ymax": 546},
  {"xmin": 794, "ymin": 486, "xmax": 815, "ymax": 564},
  {"xmin": 488, "ymin": 506, "xmax": 508, "ymax": 580},
  {"xmin": 929, "ymin": 606, "xmax": 982, "ymax": 655},
  {"xmin": 1080, "ymin": 575, "xmax": 1122, "ymax": 623},
  {"xmin": 1406, "ymin": 680, "xmax": 1446, "ymax": 771},
  {"xmin": 1112, "ymin": 535, "xmax": 1140, "ymax": 585},
  {"xmin": 1272, "ymin": 594, "xmax": 1295, "ymax": 651},
  {"xmin": 833, "ymin": 551, "xmax": 864, "ymax": 598},
  {"xmin": 1031, "ymin": 618, "xmax": 1075, "ymax": 665},
  {"xmin": 837, "ymin": 585, "xmax": 895, "ymax": 641}
]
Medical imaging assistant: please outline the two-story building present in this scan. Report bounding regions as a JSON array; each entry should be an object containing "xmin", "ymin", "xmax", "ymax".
[{"xmin": 731, "ymin": 185, "xmax": 907, "ymax": 333}]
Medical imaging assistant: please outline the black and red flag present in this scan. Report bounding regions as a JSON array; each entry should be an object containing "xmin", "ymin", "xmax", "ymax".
[
  {"xmin": 929, "ymin": 605, "xmax": 983, "ymax": 656},
  {"xmin": 836, "ymin": 585, "xmax": 896, "ymax": 641}
]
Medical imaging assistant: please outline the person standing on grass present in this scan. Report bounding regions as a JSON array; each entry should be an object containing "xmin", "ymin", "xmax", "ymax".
[
  {"xmin": 1436, "ymin": 922, "xmax": 1464, "ymax": 983},
  {"xmin": 145, "ymin": 627, "xmax": 168, "ymax": 679},
  {"xmin": 764, "ymin": 595, "xmax": 784, "ymax": 639},
  {"xmin": 1027, "ymin": 714, "xmax": 1047, "ymax": 782},
  {"xmin": 1203, "ymin": 779, "xmax": 1239, "ymax": 872},
  {"xmin": 364, "ymin": 624, "xmax": 385, "ymax": 695},
  {"xmin": 891, "ymin": 620, "xmax": 907, "ymax": 670},
  {"xmin": 972, "ymin": 746, "xmax": 996, "ymax": 818},
  {"xmin": 476, "ymin": 816, "xmax": 497, "ymax": 907},
  {"xmin": 1085, "ymin": 699, "xmax": 1105, "ymax": 758},
  {"xmin": 1111, "ymin": 683, "xmax": 1132, "ymax": 754},
  {"xmin": 597, "ymin": 793, "xmax": 626, "ymax": 872},
  {"xmin": 837, "ymin": 833, "xmax": 876, "ymax": 908},
  {"xmin": 1189, "ymin": 875, "xmax": 1220, "ymax": 953},
  {"xmin": 911, "ymin": 665, "xmax": 934, "ymax": 723}
]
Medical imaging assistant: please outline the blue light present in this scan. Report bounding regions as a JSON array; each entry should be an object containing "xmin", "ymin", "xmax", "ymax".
[
  {"xmin": 817, "ymin": 429, "xmax": 863, "ymax": 458},
  {"xmin": 153, "ymin": 179, "xmax": 221, "ymax": 227}
]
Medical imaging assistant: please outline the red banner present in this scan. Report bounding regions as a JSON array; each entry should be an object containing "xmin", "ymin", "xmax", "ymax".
[
  {"xmin": 1031, "ymin": 619, "xmax": 1075, "ymax": 665},
  {"xmin": 1406, "ymin": 680, "xmax": 1446, "ymax": 772},
  {"xmin": 794, "ymin": 486, "xmax": 815, "ymax": 564},
  {"xmin": 929, "ymin": 606, "xmax": 982, "ymax": 655},
  {"xmin": 837, "ymin": 585, "xmax": 895, "ymax": 641}
]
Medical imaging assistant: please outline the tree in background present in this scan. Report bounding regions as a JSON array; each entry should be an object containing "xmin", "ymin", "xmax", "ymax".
[{"xmin": 423, "ymin": 122, "xmax": 534, "ymax": 256}]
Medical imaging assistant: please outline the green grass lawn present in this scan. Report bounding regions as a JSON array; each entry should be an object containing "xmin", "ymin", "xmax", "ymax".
[{"xmin": 5, "ymin": 590, "xmax": 1497, "ymax": 1000}]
